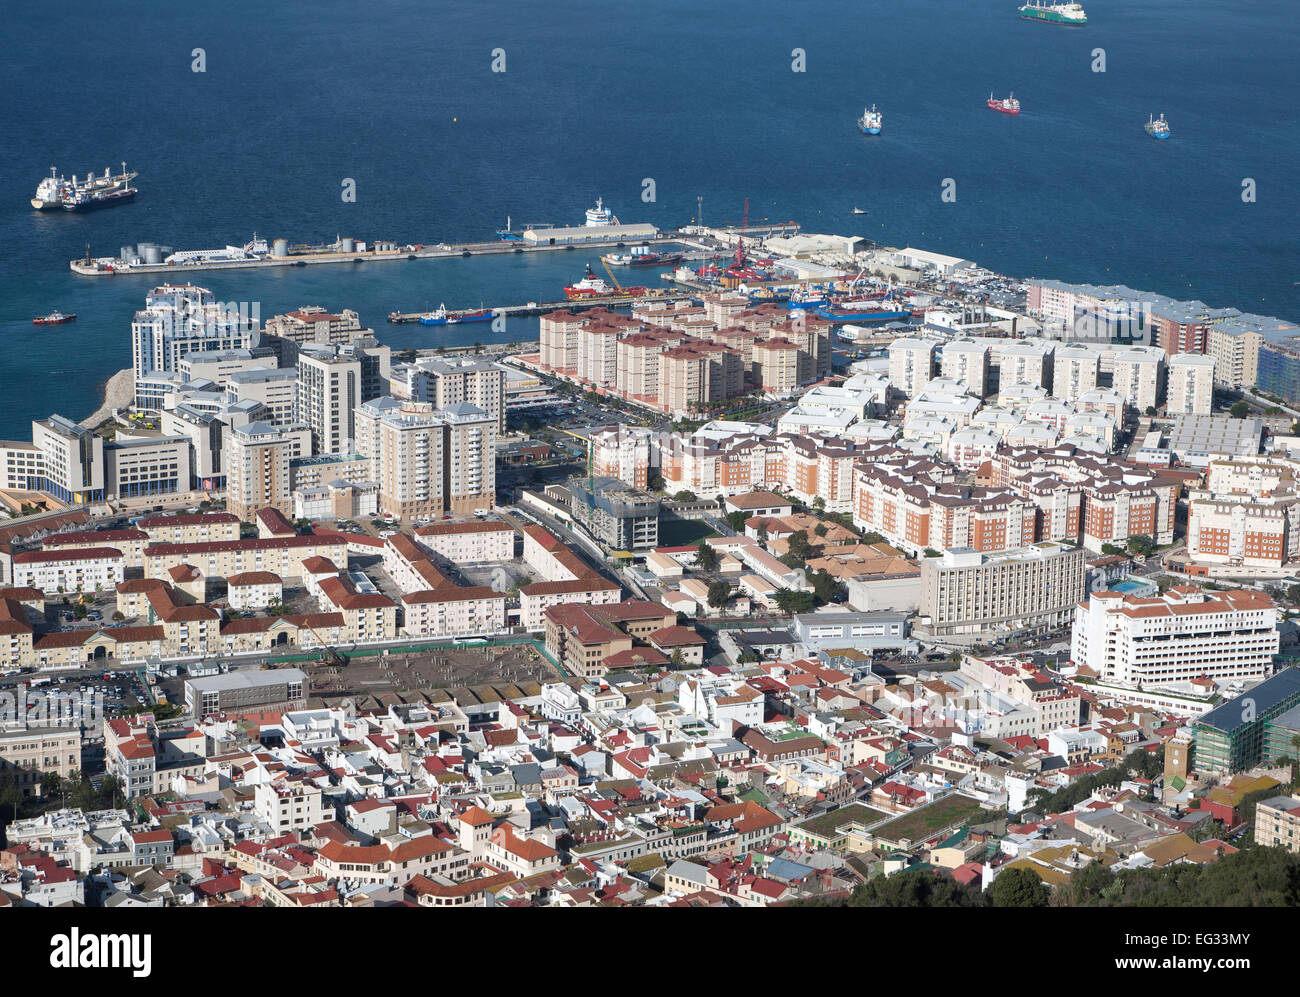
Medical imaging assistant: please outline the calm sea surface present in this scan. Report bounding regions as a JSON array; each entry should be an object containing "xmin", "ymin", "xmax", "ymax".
[{"xmin": 0, "ymin": 0, "xmax": 1296, "ymax": 438}]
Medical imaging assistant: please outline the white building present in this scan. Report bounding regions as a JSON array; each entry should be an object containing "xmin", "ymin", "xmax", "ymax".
[
  {"xmin": 888, "ymin": 338, "xmax": 935, "ymax": 400},
  {"xmin": 1166, "ymin": 353, "xmax": 1216, "ymax": 416},
  {"xmin": 1071, "ymin": 586, "xmax": 1279, "ymax": 689}
]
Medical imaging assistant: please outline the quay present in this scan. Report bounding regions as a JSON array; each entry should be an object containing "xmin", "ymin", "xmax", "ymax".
[{"xmin": 386, "ymin": 289, "xmax": 696, "ymax": 323}]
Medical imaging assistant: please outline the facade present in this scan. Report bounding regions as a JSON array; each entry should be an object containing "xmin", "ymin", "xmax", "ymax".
[
  {"xmin": 296, "ymin": 344, "xmax": 362, "ymax": 455},
  {"xmin": 137, "ymin": 512, "xmax": 241, "ymax": 545},
  {"xmin": 227, "ymin": 367, "xmax": 298, "ymax": 427},
  {"xmin": 920, "ymin": 542, "xmax": 1086, "ymax": 641},
  {"xmin": 1073, "ymin": 586, "xmax": 1280, "ymax": 689},
  {"xmin": 408, "ymin": 356, "xmax": 506, "ymax": 433},
  {"xmin": 568, "ymin": 475, "xmax": 660, "ymax": 550},
  {"xmin": 132, "ymin": 285, "xmax": 258, "ymax": 407},
  {"xmin": 104, "ymin": 435, "xmax": 192, "ymax": 501},
  {"xmin": 1165, "ymin": 353, "xmax": 1216, "ymax": 415},
  {"xmin": 184, "ymin": 668, "xmax": 308, "ymax": 718},
  {"xmin": 413, "ymin": 520, "xmax": 516, "ymax": 563},
  {"xmin": 224, "ymin": 422, "xmax": 311, "ymax": 522},
  {"xmin": 888, "ymin": 339, "xmax": 935, "ymax": 399},
  {"xmin": 1255, "ymin": 796, "xmax": 1300, "ymax": 852},
  {"xmin": 0, "ymin": 727, "xmax": 81, "ymax": 800},
  {"xmin": 1192, "ymin": 669, "xmax": 1300, "ymax": 775},
  {"xmin": 10, "ymin": 548, "xmax": 125, "ymax": 593},
  {"xmin": 31, "ymin": 415, "xmax": 105, "ymax": 505}
]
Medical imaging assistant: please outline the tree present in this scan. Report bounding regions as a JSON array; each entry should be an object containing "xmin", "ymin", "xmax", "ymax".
[
  {"xmin": 111, "ymin": 611, "xmax": 125, "ymax": 622},
  {"xmin": 725, "ymin": 510, "xmax": 747, "ymax": 532},
  {"xmin": 707, "ymin": 581, "xmax": 732, "ymax": 609},
  {"xmin": 923, "ymin": 548, "xmax": 941, "ymax": 558},
  {"xmin": 786, "ymin": 530, "xmax": 813, "ymax": 561},
  {"xmin": 1230, "ymin": 401, "xmax": 1250, "ymax": 419},
  {"xmin": 810, "ymin": 570, "xmax": 844, "ymax": 605},
  {"xmin": 991, "ymin": 867, "xmax": 1049, "ymax": 907},
  {"xmin": 1144, "ymin": 405, "xmax": 1157, "ymax": 417},
  {"xmin": 673, "ymin": 490, "xmax": 697, "ymax": 502},
  {"xmin": 773, "ymin": 589, "xmax": 816, "ymax": 614},
  {"xmin": 814, "ymin": 523, "xmax": 828, "ymax": 538},
  {"xmin": 862, "ymin": 531, "xmax": 885, "ymax": 545},
  {"xmin": 695, "ymin": 542, "xmax": 719, "ymax": 572},
  {"xmin": 1101, "ymin": 543, "xmax": 1123, "ymax": 556},
  {"xmin": 1126, "ymin": 534, "xmax": 1154, "ymax": 557},
  {"xmin": 812, "ymin": 496, "xmax": 826, "ymax": 514}
]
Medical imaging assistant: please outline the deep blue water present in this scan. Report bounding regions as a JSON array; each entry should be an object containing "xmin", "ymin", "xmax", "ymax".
[{"xmin": 1, "ymin": 0, "xmax": 1296, "ymax": 439}]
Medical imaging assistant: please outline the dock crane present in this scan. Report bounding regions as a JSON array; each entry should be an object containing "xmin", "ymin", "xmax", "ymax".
[{"xmin": 599, "ymin": 257, "xmax": 625, "ymax": 293}]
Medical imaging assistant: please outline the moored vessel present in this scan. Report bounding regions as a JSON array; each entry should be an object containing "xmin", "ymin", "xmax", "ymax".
[
  {"xmin": 564, "ymin": 264, "xmax": 647, "ymax": 300},
  {"xmin": 602, "ymin": 246, "xmax": 685, "ymax": 267},
  {"xmin": 418, "ymin": 304, "xmax": 495, "ymax": 326}
]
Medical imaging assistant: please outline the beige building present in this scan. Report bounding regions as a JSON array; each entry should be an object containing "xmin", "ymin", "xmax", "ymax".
[
  {"xmin": 263, "ymin": 306, "xmax": 366, "ymax": 347},
  {"xmin": 409, "ymin": 356, "xmax": 507, "ymax": 433},
  {"xmin": 1205, "ymin": 324, "xmax": 1260, "ymax": 389},
  {"xmin": 0, "ymin": 728, "xmax": 81, "ymax": 799},
  {"xmin": 227, "ymin": 367, "xmax": 298, "ymax": 427},
  {"xmin": 224, "ymin": 422, "xmax": 311, "ymax": 522},
  {"xmin": 1110, "ymin": 346, "xmax": 1166, "ymax": 414},
  {"xmin": 1255, "ymin": 795, "xmax": 1300, "ymax": 852},
  {"xmin": 413, "ymin": 520, "xmax": 516, "ymax": 563},
  {"xmin": 296, "ymin": 345, "xmax": 362, "ymax": 455},
  {"xmin": 887, "ymin": 338, "xmax": 935, "ymax": 399},
  {"xmin": 144, "ymin": 535, "xmax": 348, "ymax": 583},
  {"xmin": 920, "ymin": 541, "xmax": 1086, "ymax": 641},
  {"xmin": 752, "ymin": 338, "xmax": 801, "ymax": 394},
  {"xmin": 137, "ymin": 512, "xmax": 241, "ymax": 545},
  {"xmin": 1051, "ymin": 346, "xmax": 1100, "ymax": 403},
  {"xmin": 402, "ymin": 586, "xmax": 507, "ymax": 638},
  {"xmin": 940, "ymin": 339, "xmax": 990, "ymax": 397}
]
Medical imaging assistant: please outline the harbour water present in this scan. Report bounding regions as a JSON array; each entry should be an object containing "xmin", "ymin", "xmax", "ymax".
[{"xmin": 0, "ymin": 0, "xmax": 1296, "ymax": 439}]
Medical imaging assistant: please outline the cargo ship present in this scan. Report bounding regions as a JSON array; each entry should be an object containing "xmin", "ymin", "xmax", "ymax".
[
  {"xmin": 602, "ymin": 246, "xmax": 684, "ymax": 267},
  {"xmin": 816, "ymin": 299, "xmax": 912, "ymax": 323},
  {"xmin": 1144, "ymin": 113, "xmax": 1171, "ymax": 140},
  {"xmin": 564, "ymin": 264, "xmax": 647, "ymax": 300},
  {"xmin": 988, "ymin": 92, "xmax": 1021, "ymax": 114},
  {"xmin": 31, "ymin": 163, "xmax": 138, "ymax": 212},
  {"xmin": 417, "ymin": 304, "xmax": 495, "ymax": 326},
  {"xmin": 1018, "ymin": 2, "xmax": 1087, "ymax": 26},
  {"xmin": 858, "ymin": 104, "xmax": 883, "ymax": 135},
  {"xmin": 33, "ymin": 311, "xmax": 76, "ymax": 326}
]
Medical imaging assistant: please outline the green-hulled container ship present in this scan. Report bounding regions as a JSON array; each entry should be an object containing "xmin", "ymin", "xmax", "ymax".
[{"xmin": 1019, "ymin": 2, "xmax": 1087, "ymax": 25}]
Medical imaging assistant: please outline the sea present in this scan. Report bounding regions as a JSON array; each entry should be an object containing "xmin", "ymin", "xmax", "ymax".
[{"xmin": 1, "ymin": 0, "xmax": 1296, "ymax": 440}]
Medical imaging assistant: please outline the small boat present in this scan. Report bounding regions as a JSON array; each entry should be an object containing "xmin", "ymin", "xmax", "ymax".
[
  {"xmin": 1144, "ymin": 113, "xmax": 1171, "ymax": 139},
  {"xmin": 988, "ymin": 92, "xmax": 1021, "ymax": 114},
  {"xmin": 33, "ymin": 311, "xmax": 76, "ymax": 325},
  {"xmin": 851, "ymin": 207, "xmax": 868, "ymax": 215}
]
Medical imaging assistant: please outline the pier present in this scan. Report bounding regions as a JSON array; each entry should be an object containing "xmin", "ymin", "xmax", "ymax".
[
  {"xmin": 67, "ymin": 232, "xmax": 734, "ymax": 278},
  {"xmin": 386, "ymin": 289, "xmax": 696, "ymax": 323}
]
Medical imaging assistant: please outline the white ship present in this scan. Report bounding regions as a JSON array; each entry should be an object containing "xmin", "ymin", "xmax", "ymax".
[
  {"xmin": 31, "ymin": 163, "xmax": 138, "ymax": 211},
  {"xmin": 584, "ymin": 197, "xmax": 619, "ymax": 227}
]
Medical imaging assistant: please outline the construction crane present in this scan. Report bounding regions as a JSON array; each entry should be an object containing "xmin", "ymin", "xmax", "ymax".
[
  {"xmin": 560, "ymin": 428, "xmax": 596, "ymax": 503},
  {"xmin": 304, "ymin": 621, "xmax": 349, "ymax": 667},
  {"xmin": 734, "ymin": 196, "xmax": 750, "ymax": 267}
]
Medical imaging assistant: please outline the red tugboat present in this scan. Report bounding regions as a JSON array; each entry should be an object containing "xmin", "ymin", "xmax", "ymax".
[
  {"xmin": 564, "ymin": 264, "xmax": 647, "ymax": 300},
  {"xmin": 988, "ymin": 92, "xmax": 1021, "ymax": 114},
  {"xmin": 33, "ymin": 311, "xmax": 76, "ymax": 325}
]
